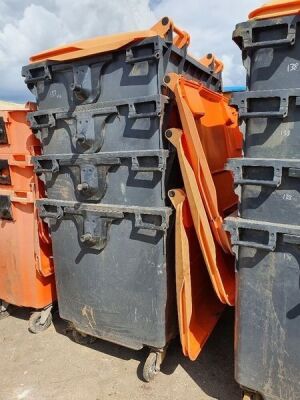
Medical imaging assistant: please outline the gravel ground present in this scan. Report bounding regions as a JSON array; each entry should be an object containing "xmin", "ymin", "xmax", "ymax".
[{"xmin": 0, "ymin": 307, "xmax": 240, "ymax": 400}]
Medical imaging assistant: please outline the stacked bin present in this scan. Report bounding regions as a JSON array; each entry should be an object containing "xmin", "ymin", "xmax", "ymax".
[
  {"xmin": 22, "ymin": 18, "xmax": 223, "ymax": 381},
  {"xmin": 0, "ymin": 102, "xmax": 56, "ymax": 332},
  {"xmin": 225, "ymin": 1, "xmax": 300, "ymax": 399}
]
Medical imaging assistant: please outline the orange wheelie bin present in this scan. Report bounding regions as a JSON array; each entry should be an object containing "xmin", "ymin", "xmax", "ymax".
[{"xmin": 0, "ymin": 103, "xmax": 56, "ymax": 333}]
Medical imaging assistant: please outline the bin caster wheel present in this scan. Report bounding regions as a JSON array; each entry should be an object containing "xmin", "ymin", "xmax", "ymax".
[
  {"xmin": 143, "ymin": 350, "xmax": 166, "ymax": 382},
  {"xmin": 71, "ymin": 329, "xmax": 97, "ymax": 345},
  {"xmin": 242, "ymin": 390, "xmax": 261, "ymax": 400},
  {"xmin": 0, "ymin": 301, "xmax": 10, "ymax": 320},
  {"xmin": 28, "ymin": 309, "xmax": 52, "ymax": 334}
]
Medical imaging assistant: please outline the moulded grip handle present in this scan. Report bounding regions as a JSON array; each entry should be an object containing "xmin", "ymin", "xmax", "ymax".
[
  {"xmin": 38, "ymin": 204, "xmax": 64, "ymax": 221},
  {"xmin": 0, "ymin": 117, "xmax": 8, "ymax": 145},
  {"xmin": 240, "ymin": 23, "xmax": 296, "ymax": 50},
  {"xmin": 22, "ymin": 64, "xmax": 52, "ymax": 84},
  {"xmin": 33, "ymin": 158, "xmax": 60, "ymax": 175},
  {"xmin": 135, "ymin": 213, "xmax": 168, "ymax": 231},
  {"xmin": 232, "ymin": 228, "xmax": 277, "ymax": 251},
  {"xmin": 0, "ymin": 160, "xmax": 11, "ymax": 185},
  {"xmin": 283, "ymin": 234, "xmax": 300, "ymax": 245},
  {"xmin": 128, "ymin": 101, "xmax": 161, "ymax": 119},
  {"xmin": 28, "ymin": 112, "xmax": 56, "ymax": 130},
  {"xmin": 232, "ymin": 165, "xmax": 283, "ymax": 187},
  {"xmin": 131, "ymin": 155, "xmax": 166, "ymax": 172},
  {"xmin": 241, "ymin": 110, "xmax": 287, "ymax": 119},
  {"xmin": 228, "ymin": 223, "xmax": 277, "ymax": 251},
  {"xmin": 234, "ymin": 95, "xmax": 289, "ymax": 120},
  {"xmin": 172, "ymin": 24, "xmax": 190, "ymax": 48}
]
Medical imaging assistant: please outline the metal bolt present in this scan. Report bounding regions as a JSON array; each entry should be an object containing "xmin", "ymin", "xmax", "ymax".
[
  {"xmin": 162, "ymin": 17, "xmax": 169, "ymax": 26},
  {"xmin": 77, "ymin": 183, "xmax": 89, "ymax": 191}
]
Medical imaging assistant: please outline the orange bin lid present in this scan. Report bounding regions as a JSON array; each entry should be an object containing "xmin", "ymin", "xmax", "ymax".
[
  {"xmin": 249, "ymin": 0, "xmax": 300, "ymax": 20},
  {"xmin": 29, "ymin": 17, "xmax": 190, "ymax": 63}
]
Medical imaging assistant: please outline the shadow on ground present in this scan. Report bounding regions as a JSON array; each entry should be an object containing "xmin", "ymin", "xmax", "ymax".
[{"xmin": 6, "ymin": 305, "xmax": 239, "ymax": 400}]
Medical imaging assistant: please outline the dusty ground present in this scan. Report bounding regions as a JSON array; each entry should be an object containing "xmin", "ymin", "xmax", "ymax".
[{"xmin": 0, "ymin": 308, "xmax": 240, "ymax": 400}]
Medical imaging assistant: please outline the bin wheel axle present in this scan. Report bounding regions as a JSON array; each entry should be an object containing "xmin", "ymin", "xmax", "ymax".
[{"xmin": 28, "ymin": 306, "xmax": 53, "ymax": 334}]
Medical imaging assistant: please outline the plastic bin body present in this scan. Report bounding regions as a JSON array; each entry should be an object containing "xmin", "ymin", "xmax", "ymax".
[
  {"xmin": 38, "ymin": 199, "xmax": 175, "ymax": 350},
  {"xmin": 33, "ymin": 150, "xmax": 170, "ymax": 206},
  {"xmin": 228, "ymin": 157, "xmax": 300, "ymax": 226},
  {"xmin": 233, "ymin": 15, "xmax": 300, "ymax": 91},
  {"xmin": 0, "ymin": 189, "xmax": 55, "ymax": 308},
  {"xmin": 232, "ymin": 89, "xmax": 300, "ymax": 159},
  {"xmin": 226, "ymin": 217, "xmax": 300, "ymax": 400},
  {"xmin": 24, "ymin": 19, "xmax": 222, "ymax": 353},
  {"xmin": 28, "ymin": 96, "xmax": 167, "ymax": 155},
  {"xmin": 22, "ymin": 36, "xmax": 221, "ymax": 112},
  {"xmin": 229, "ymin": 3, "xmax": 300, "ymax": 398}
]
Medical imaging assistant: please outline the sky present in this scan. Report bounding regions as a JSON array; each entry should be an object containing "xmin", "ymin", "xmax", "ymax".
[{"xmin": 0, "ymin": 0, "xmax": 263, "ymax": 102}]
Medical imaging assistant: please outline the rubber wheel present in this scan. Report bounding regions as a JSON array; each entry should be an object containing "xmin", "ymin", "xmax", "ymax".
[
  {"xmin": 71, "ymin": 329, "xmax": 96, "ymax": 345},
  {"xmin": 0, "ymin": 309, "xmax": 10, "ymax": 320},
  {"xmin": 243, "ymin": 391, "xmax": 261, "ymax": 400},
  {"xmin": 28, "ymin": 311, "xmax": 52, "ymax": 334},
  {"xmin": 143, "ymin": 352, "xmax": 159, "ymax": 383}
]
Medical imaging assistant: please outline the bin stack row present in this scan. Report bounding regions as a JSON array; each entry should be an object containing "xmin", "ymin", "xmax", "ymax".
[
  {"xmin": 22, "ymin": 18, "xmax": 224, "ymax": 380},
  {"xmin": 225, "ymin": 2, "xmax": 300, "ymax": 399},
  {"xmin": 0, "ymin": 102, "xmax": 56, "ymax": 332}
]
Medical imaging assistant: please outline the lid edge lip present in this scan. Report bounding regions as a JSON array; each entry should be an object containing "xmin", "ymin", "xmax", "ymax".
[{"xmin": 249, "ymin": 1, "xmax": 300, "ymax": 20}]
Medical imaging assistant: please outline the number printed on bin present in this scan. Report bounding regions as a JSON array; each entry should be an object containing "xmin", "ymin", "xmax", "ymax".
[{"xmin": 287, "ymin": 62, "xmax": 300, "ymax": 72}]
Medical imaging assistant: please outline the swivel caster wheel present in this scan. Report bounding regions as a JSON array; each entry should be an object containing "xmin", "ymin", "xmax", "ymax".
[
  {"xmin": 0, "ymin": 301, "xmax": 10, "ymax": 320},
  {"xmin": 28, "ymin": 305, "xmax": 53, "ymax": 334},
  {"xmin": 143, "ymin": 348, "xmax": 167, "ymax": 382},
  {"xmin": 242, "ymin": 390, "xmax": 261, "ymax": 400}
]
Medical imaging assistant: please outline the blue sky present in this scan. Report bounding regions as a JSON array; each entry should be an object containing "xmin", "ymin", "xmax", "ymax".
[{"xmin": 0, "ymin": 0, "xmax": 262, "ymax": 102}]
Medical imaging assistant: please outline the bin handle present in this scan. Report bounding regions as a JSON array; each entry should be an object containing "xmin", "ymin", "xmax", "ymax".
[
  {"xmin": 135, "ymin": 213, "xmax": 168, "ymax": 231},
  {"xmin": 241, "ymin": 22, "xmax": 296, "ymax": 50},
  {"xmin": 152, "ymin": 17, "xmax": 190, "ymax": 49},
  {"xmin": 231, "ymin": 227, "xmax": 277, "ymax": 251},
  {"xmin": 226, "ymin": 221, "xmax": 278, "ymax": 251},
  {"xmin": 28, "ymin": 112, "xmax": 56, "ymax": 130},
  {"xmin": 232, "ymin": 165, "xmax": 283, "ymax": 187},
  {"xmin": 235, "ymin": 95, "xmax": 289, "ymax": 120},
  {"xmin": 33, "ymin": 159, "xmax": 60, "ymax": 175},
  {"xmin": 38, "ymin": 204, "xmax": 64, "ymax": 221},
  {"xmin": 240, "ymin": 110, "xmax": 287, "ymax": 119}
]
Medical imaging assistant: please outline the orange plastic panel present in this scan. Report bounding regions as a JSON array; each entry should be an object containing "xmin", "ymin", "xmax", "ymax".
[
  {"xmin": 165, "ymin": 73, "xmax": 242, "ymax": 254},
  {"xmin": 0, "ymin": 103, "xmax": 39, "ymax": 155},
  {"xmin": 249, "ymin": 0, "xmax": 300, "ymax": 20},
  {"xmin": 166, "ymin": 128, "xmax": 235, "ymax": 306},
  {"xmin": 0, "ymin": 154, "xmax": 34, "ymax": 192},
  {"xmin": 0, "ymin": 188, "xmax": 55, "ymax": 308},
  {"xmin": 170, "ymin": 189, "xmax": 224, "ymax": 360},
  {"xmin": 30, "ymin": 17, "xmax": 190, "ymax": 63}
]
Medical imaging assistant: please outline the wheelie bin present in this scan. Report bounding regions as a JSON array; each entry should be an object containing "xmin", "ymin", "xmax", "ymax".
[
  {"xmin": 23, "ymin": 18, "xmax": 223, "ymax": 381},
  {"xmin": 0, "ymin": 103, "xmax": 56, "ymax": 332},
  {"xmin": 226, "ymin": 2, "xmax": 300, "ymax": 399}
]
